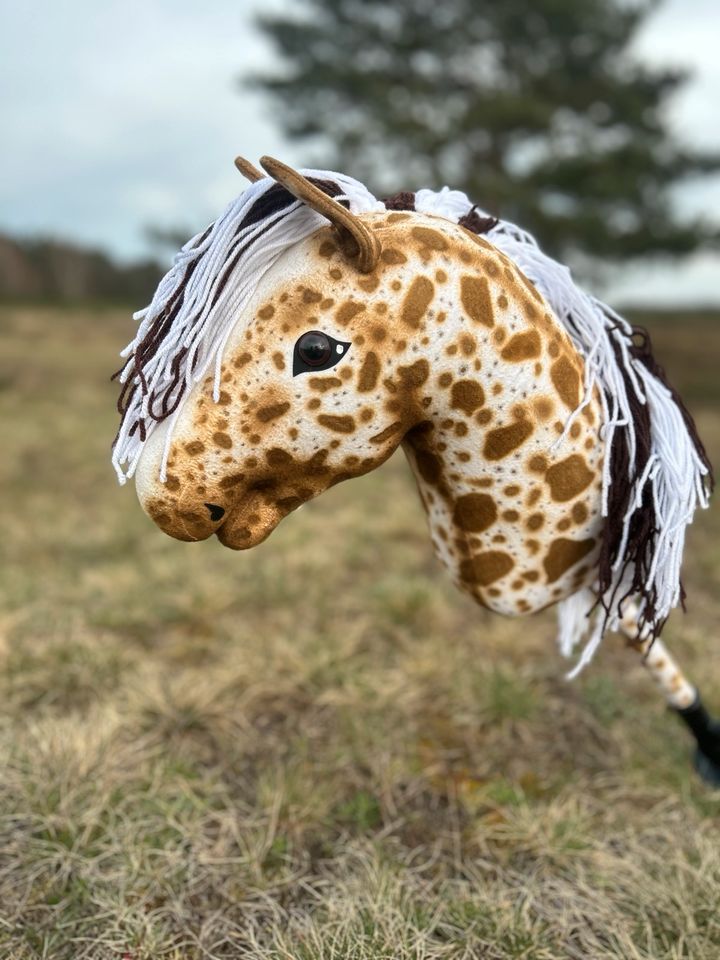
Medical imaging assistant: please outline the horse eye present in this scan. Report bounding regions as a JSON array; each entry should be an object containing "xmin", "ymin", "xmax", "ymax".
[
  {"xmin": 293, "ymin": 330, "xmax": 351, "ymax": 376},
  {"xmin": 298, "ymin": 331, "xmax": 331, "ymax": 367}
]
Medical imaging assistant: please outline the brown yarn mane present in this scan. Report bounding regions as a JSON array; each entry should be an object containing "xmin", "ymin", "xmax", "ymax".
[
  {"xmin": 381, "ymin": 192, "xmax": 499, "ymax": 238},
  {"xmin": 596, "ymin": 321, "xmax": 713, "ymax": 638}
]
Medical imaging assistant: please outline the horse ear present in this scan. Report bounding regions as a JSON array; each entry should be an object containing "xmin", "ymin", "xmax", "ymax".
[
  {"xmin": 234, "ymin": 156, "xmax": 264, "ymax": 183},
  {"xmin": 259, "ymin": 156, "xmax": 381, "ymax": 273}
]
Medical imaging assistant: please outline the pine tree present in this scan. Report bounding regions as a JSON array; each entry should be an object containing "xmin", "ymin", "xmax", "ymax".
[{"xmin": 247, "ymin": 0, "xmax": 719, "ymax": 265}]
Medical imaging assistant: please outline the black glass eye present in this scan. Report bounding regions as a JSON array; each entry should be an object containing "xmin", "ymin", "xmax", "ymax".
[
  {"xmin": 298, "ymin": 331, "xmax": 331, "ymax": 366},
  {"xmin": 293, "ymin": 330, "xmax": 351, "ymax": 376}
]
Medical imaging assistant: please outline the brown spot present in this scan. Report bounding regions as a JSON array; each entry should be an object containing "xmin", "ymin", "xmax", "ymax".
[
  {"xmin": 502, "ymin": 509, "xmax": 520, "ymax": 522},
  {"xmin": 451, "ymin": 380, "xmax": 485, "ymax": 415},
  {"xmin": 544, "ymin": 537, "xmax": 597, "ymax": 583},
  {"xmin": 572, "ymin": 502, "xmax": 589, "ymax": 524},
  {"xmin": 500, "ymin": 330, "xmax": 541, "ymax": 362},
  {"xmin": 526, "ymin": 513, "xmax": 544, "ymax": 531},
  {"xmin": 460, "ymin": 275, "xmax": 494, "ymax": 326},
  {"xmin": 522, "ymin": 571, "xmax": 539, "ymax": 582},
  {"xmin": 476, "ymin": 409, "xmax": 492, "ymax": 425},
  {"xmin": 370, "ymin": 421, "xmax": 404, "ymax": 445},
  {"xmin": 358, "ymin": 351, "xmax": 381, "ymax": 392},
  {"xmin": 213, "ymin": 431, "xmax": 232, "ymax": 449},
  {"xmin": 533, "ymin": 397, "xmax": 554, "ymax": 420},
  {"xmin": 398, "ymin": 359, "xmax": 430, "ymax": 389},
  {"xmin": 545, "ymin": 455, "xmax": 594, "ymax": 502},
  {"xmin": 551, "ymin": 355, "xmax": 581, "ymax": 409},
  {"xmin": 504, "ymin": 484, "xmax": 521, "ymax": 496},
  {"xmin": 266, "ymin": 447, "xmax": 293, "ymax": 467},
  {"xmin": 529, "ymin": 455, "xmax": 548, "ymax": 473},
  {"xmin": 219, "ymin": 473, "xmax": 244, "ymax": 489},
  {"xmin": 258, "ymin": 304, "xmax": 275, "ymax": 320},
  {"xmin": 460, "ymin": 551, "xmax": 514, "ymax": 586},
  {"xmin": 257, "ymin": 401, "xmax": 291, "ymax": 423},
  {"xmin": 453, "ymin": 493, "xmax": 497, "ymax": 533},
  {"xmin": 233, "ymin": 352, "xmax": 252, "ymax": 369},
  {"xmin": 164, "ymin": 475, "xmax": 180, "ymax": 492},
  {"xmin": 302, "ymin": 288, "xmax": 323, "ymax": 304},
  {"xmin": 401, "ymin": 276, "xmax": 434, "ymax": 329},
  {"xmin": 358, "ymin": 275, "xmax": 379, "ymax": 293},
  {"xmin": 307, "ymin": 398, "xmax": 321, "ymax": 410},
  {"xmin": 415, "ymin": 450, "xmax": 442, "ymax": 484},
  {"xmin": 497, "ymin": 294, "xmax": 508, "ymax": 309},
  {"xmin": 483, "ymin": 420, "xmax": 533, "ymax": 460},
  {"xmin": 336, "ymin": 301, "xmax": 366, "ymax": 326},
  {"xmin": 412, "ymin": 226, "xmax": 448, "ymax": 250},
  {"xmin": 523, "ymin": 300, "xmax": 538, "ymax": 321},
  {"xmin": 318, "ymin": 414, "xmax": 355, "ymax": 433},
  {"xmin": 460, "ymin": 334, "xmax": 476, "ymax": 356},
  {"xmin": 381, "ymin": 248, "xmax": 407, "ymax": 265},
  {"xmin": 309, "ymin": 376, "xmax": 342, "ymax": 393},
  {"xmin": 527, "ymin": 488, "xmax": 541, "ymax": 507},
  {"xmin": 438, "ymin": 372, "xmax": 452, "ymax": 388},
  {"xmin": 319, "ymin": 240, "xmax": 336, "ymax": 258},
  {"xmin": 272, "ymin": 352, "xmax": 286, "ymax": 371},
  {"xmin": 276, "ymin": 496, "xmax": 303, "ymax": 512},
  {"xmin": 185, "ymin": 441, "xmax": 205, "ymax": 456}
]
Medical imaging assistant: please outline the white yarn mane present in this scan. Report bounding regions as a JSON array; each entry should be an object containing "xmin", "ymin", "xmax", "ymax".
[{"xmin": 113, "ymin": 174, "xmax": 711, "ymax": 677}]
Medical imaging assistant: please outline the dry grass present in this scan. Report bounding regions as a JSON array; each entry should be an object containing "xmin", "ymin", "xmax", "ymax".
[{"xmin": 1, "ymin": 304, "xmax": 720, "ymax": 958}]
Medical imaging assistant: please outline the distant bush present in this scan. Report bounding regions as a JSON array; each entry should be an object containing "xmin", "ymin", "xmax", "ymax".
[{"xmin": 0, "ymin": 232, "xmax": 163, "ymax": 303}]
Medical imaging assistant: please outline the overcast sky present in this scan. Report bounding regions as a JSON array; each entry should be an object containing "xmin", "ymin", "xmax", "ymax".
[{"xmin": 1, "ymin": 0, "xmax": 718, "ymax": 305}]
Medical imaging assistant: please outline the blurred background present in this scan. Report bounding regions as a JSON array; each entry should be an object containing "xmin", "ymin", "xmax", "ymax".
[
  {"xmin": 2, "ymin": 2, "xmax": 720, "ymax": 957},
  {"xmin": 2, "ymin": 0, "xmax": 719, "ymax": 303}
]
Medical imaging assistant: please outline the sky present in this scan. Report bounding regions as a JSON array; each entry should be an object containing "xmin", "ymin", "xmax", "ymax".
[{"xmin": 1, "ymin": 0, "xmax": 718, "ymax": 305}]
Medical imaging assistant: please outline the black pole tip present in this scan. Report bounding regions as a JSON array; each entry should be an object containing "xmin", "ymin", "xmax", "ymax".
[{"xmin": 676, "ymin": 693, "xmax": 720, "ymax": 786}]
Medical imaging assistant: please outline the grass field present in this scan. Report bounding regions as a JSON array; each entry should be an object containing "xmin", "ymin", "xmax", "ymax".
[{"xmin": 2, "ymin": 305, "xmax": 720, "ymax": 958}]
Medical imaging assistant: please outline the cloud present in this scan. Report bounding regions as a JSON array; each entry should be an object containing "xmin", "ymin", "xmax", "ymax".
[{"xmin": 1, "ymin": 0, "xmax": 718, "ymax": 301}]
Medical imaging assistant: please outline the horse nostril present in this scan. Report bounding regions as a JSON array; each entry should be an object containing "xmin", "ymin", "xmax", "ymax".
[{"xmin": 204, "ymin": 503, "xmax": 225, "ymax": 522}]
